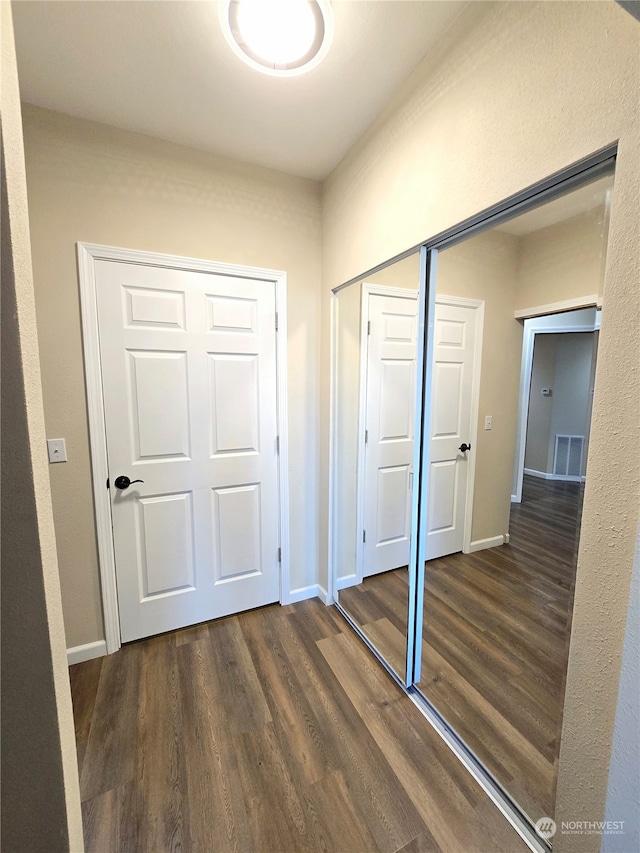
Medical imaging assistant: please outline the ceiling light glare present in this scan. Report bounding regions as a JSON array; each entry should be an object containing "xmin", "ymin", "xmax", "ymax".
[{"xmin": 221, "ymin": 0, "xmax": 333, "ymax": 77}]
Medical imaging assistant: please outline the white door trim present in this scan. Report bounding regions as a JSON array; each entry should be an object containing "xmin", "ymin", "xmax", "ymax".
[
  {"xmin": 77, "ymin": 242, "xmax": 290, "ymax": 654},
  {"xmin": 513, "ymin": 293, "xmax": 600, "ymax": 320},
  {"xmin": 511, "ymin": 317, "xmax": 598, "ymax": 504},
  {"xmin": 354, "ymin": 284, "xmax": 419, "ymax": 587},
  {"xmin": 327, "ymin": 290, "xmax": 338, "ymax": 604},
  {"xmin": 434, "ymin": 294, "xmax": 484, "ymax": 554}
]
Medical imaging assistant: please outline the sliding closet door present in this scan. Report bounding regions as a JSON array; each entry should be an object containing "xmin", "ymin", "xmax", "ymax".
[
  {"xmin": 332, "ymin": 250, "xmax": 427, "ymax": 684},
  {"xmin": 413, "ymin": 169, "xmax": 614, "ymax": 833}
]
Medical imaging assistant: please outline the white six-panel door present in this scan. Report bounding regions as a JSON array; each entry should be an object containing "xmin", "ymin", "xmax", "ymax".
[
  {"xmin": 95, "ymin": 261, "xmax": 280, "ymax": 642},
  {"xmin": 363, "ymin": 292, "xmax": 418, "ymax": 577},
  {"xmin": 425, "ymin": 301, "xmax": 477, "ymax": 560}
]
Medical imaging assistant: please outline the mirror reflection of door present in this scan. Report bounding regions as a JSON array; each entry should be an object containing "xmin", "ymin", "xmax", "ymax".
[
  {"xmin": 333, "ymin": 252, "xmax": 421, "ymax": 682},
  {"xmin": 361, "ymin": 288, "xmax": 417, "ymax": 578},
  {"xmin": 417, "ymin": 171, "xmax": 613, "ymax": 829},
  {"xmin": 331, "ymin": 165, "xmax": 615, "ymax": 844},
  {"xmin": 425, "ymin": 298, "xmax": 482, "ymax": 560}
]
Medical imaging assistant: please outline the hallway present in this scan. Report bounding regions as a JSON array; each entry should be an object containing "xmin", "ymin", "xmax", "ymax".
[{"xmin": 71, "ymin": 598, "xmax": 528, "ymax": 852}]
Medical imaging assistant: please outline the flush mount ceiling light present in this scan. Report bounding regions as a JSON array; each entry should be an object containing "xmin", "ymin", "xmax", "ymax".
[{"xmin": 220, "ymin": 0, "xmax": 333, "ymax": 77}]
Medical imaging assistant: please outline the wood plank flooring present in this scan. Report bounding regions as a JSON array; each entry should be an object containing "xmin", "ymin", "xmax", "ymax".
[
  {"xmin": 338, "ymin": 569, "xmax": 411, "ymax": 679},
  {"xmin": 339, "ymin": 475, "xmax": 583, "ymax": 824},
  {"xmin": 70, "ymin": 598, "xmax": 529, "ymax": 852}
]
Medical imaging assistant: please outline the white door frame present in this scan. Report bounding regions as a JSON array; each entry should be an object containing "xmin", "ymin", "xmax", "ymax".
[
  {"xmin": 77, "ymin": 242, "xmax": 290, "ymax": 654},
  {"xmin": 511, "ymin": 311, "xmax": 600, "ymax": 503}
]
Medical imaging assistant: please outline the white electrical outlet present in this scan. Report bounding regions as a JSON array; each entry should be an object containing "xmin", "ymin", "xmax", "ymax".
[
  {"xmin": 484, "ymin": 416, "xmax": 492, "ymax": 430},
  {"xmin": 47, "ymin": 438, "xmax": 67, "ymax": 463}
]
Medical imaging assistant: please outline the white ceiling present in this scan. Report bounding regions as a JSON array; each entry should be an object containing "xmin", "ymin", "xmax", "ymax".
[{"xmin": 12, "ymin": 1, "xmax": 466, "ymax": 181}]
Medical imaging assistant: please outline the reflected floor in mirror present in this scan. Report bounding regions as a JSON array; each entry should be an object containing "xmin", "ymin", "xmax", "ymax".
[
  {"xmin": 341, "ymin": 475, "xmax": 582, "ymax": 823},
  {"xmin": 338, "ymin": 569, "xmax": 410, "ymax": 679},
  {"xmin": 419, "ymin": 475, "xmax": 583, "ymax": 822}
]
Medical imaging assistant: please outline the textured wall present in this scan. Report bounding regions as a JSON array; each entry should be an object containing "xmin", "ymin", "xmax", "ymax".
[
  {"xmin": 602, "ymin": 526, "xmax": 640, "ymax": 852},
  {"xmin": 515, "ymin": 208, "xmax": 609, "ymax": 313},
  {"xmin": 22, "ymin": 105, "xmax": 322, "ymax": 648},
  {"xmin": 321, "ymin": 2, "xmax": 640, "ymax": 848},
  {"xmin": 0, "ymin": 6, "xmax": 83, "ymax": 850}
]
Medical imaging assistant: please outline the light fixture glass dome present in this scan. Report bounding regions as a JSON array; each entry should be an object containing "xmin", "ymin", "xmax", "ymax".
[{"xmin": 220, "ymin": 0, "xmax": 333, "ymax": 77}]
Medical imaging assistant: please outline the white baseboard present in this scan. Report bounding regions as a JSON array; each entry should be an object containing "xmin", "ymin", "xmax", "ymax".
[
  {"xmin": 286, "ymin": 583, "xmax": 332, "ymax": 605},
  {"xmin": 504, "ymin": 533, "xmax": 510, "ymax": 545},
  {"xmin": 286, "ymin": 584, "xmax": 322, "ymax": 604},
  {"xmin": 468, "ymin": 535, "xmax": 506, "ymax": 553},
  {"xmin": 336, "ymin": 574, "xmax": 359, "ymax": 591},
  {"xmin": 524, "ymin": 467, "xmax": 554, "ymax": 480},
  {"xmin": 524, "ymin": 467, "xmax": 583, "ymax": 483},
  {"xmin": 317, "ymin": 583, "xmax": 331, "ymax": 605},
  {"xmin": 67, "ymin": 639, "xmax": 107, "ymax": 666}
]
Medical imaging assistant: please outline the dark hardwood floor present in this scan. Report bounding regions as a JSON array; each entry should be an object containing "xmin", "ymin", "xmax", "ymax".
[
  {"xmin": 70, "ymin": 598, "xmax": 529, "ymax": 852},
  {"xmin": 337, "ymin": 568, "xmax": 411, "ymax": 679},
  {"xmin": 339, "ymin": 475, "xmax": 583, "ymax": 825}
]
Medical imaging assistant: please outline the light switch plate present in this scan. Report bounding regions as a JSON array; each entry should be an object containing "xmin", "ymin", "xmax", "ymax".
[
  {"xmin": 484, "ymin": 416, "xmax": 492, "ymax": 430},
  {"xmin": 47, "ymin": 438, "xmax": 67, "ymax": 463}
]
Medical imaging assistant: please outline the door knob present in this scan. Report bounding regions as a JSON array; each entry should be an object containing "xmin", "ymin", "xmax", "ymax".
[
  {"xmin": 114, "ymin": 475, "xmax": 144, "ymax": 490},
  {"xmin": 458, "ymin": 443, "xmax": 471, "ymax": 453}
]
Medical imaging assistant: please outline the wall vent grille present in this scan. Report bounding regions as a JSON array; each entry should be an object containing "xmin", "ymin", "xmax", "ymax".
[{"xmin": 553, "ymin": 435, "xmax": 584, "ymax": 480}]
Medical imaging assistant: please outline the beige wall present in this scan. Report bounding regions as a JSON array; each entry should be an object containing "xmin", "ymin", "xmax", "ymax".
[
  {"xmin": 22, "ymin": 105, "xmax": 322, "ymax": 648},
  {"xmin": 525, "ymin": 334, "xmax": 558, "ymax": 472},
  {"xmin": 515, "ymin": 207, "xmax": 609, "ymax": 313},
  {"xmin": 321, "ymin": 2, "xmax": 639, "ymax": 847},
  {"xmin": 0, "ymin": 5, "xmax": 83, "ymax": 849},
  {"xmin": 365, "ymin": 252, "xmax": 421, "ymax": 291}
]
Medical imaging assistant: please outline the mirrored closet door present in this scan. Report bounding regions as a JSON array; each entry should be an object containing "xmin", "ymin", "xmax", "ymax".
[
  {"xmin": 331, "ymin": 250, "xmax": 423, "ymax": 683},
  {"xmin": 331, "ymin": 157, "xmax": 615, "ymax": 845},
  {"xmin": 414, "ymin": 168, "xmax": 614, "ymax": 830}
]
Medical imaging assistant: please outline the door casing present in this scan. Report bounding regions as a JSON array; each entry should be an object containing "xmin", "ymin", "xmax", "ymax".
[
  {"xmin": 78, "ymin": 243, "xmax": 291, "ymax": 654},
  {"xmin": 511, "ymin": 310, "xmax": 600, "ymax": 503}
]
